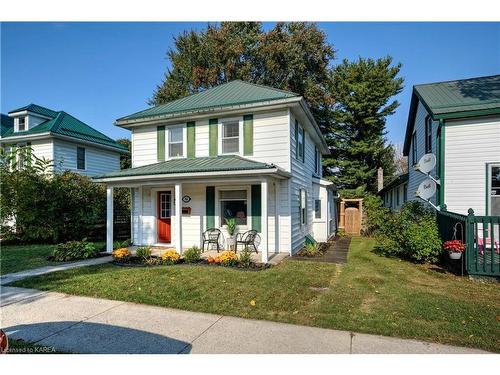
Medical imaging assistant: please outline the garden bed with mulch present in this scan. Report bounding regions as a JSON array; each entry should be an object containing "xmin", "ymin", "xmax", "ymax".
[{"xmin": 111, "ymin": 256, "xmax": 272, "ymax": 271}]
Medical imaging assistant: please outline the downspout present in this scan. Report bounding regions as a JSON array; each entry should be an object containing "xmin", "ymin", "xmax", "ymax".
[{"xmin": 438, "ymin": 119, "xmax": 445, "ymax": 208}]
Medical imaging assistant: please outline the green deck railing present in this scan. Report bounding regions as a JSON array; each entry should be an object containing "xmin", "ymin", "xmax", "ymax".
[{"xmin": 437, "ymin": 208, "xmax": 500, "ymax": 277}]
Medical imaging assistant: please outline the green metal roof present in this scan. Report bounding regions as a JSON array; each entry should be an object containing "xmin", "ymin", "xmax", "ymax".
[
  {"xmin": 404, "ymin": 75, "xmax": 500, "ymax": 155},
  {"xmin": 94, "ymin": 155, "xmax": 276, "ymax": 180},
  {"xmin": 414, "ymin": 75, "xmax": 500, "ymax": 116},
  {"xmin": 1, "ymin": 114, "xmax": 14, "ymax": 137},
  {"xmin": 8, "ymin": 103, "xmax": 60, "ymax": 118},
  {"xmin": 117, "ymin": 80, "xmax": 300, "ymax": 123},
  {"xmin": 1, "ymin": 105, "xmax": 128, "ymax": 152}
]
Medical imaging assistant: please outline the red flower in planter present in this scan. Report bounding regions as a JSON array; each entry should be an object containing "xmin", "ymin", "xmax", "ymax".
[{"xmin": 443, "ymin": 240, "xmax": 465, "ymax": 253}]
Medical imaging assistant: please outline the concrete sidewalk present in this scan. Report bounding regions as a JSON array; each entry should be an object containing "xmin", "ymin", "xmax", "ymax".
[
  {"xmin": 0, "ymin": 256, "xmax": 112, "ymax": 285},
  {"xmin": 0, "ymin": 286, "xmax": 489, "ymax": 354}
]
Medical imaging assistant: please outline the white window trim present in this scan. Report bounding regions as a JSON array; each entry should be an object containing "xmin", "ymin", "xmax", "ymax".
[
  {"xmin": 488, "ymin": 163, "xmax": 500, "ymax": 216},
  {"xmin": 15, "ymin": 116, "xmax": 28, "ymax": 132},
  {"xmin": 166, "ymin": 124, "xmax": 187, "ymax": 159},
  {"xmin": 215, "ymin": 185, "xmax": 250, "ymax": 230},
  {"xmin": 299, "ymin": 188, "xmax": 307, "ymax": 227},
  {"xmin": 15, "ymin": 142, "xmax": 27, "ymax": 170},
  {"xmin": 218, "ymin": 117, "xmax": 243, "ymax": 156}
]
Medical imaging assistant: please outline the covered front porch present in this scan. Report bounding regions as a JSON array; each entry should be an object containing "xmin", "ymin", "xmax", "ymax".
[{"xmin": 95, "ymin": 156, "xmax": 291, "ymax": 264}]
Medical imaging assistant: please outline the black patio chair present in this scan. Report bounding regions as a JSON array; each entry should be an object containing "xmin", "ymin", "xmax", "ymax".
[
  {"xmin": 202, "ymin": 228, "xmax": 223, "ymax": 252},
  {"xmin": 235, "ymin": 230, "xmax": 259, "ymax": 253}
]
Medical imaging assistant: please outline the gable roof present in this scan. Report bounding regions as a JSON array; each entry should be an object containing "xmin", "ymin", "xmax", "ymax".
[
  {"xmin": 1, "ymin": 104, "xmax": 128, "ymax": 152},
  {"xmin": 116, "ymin": 80, "xmax": 300, "ymax": 124},
  {"xmin": 93, "ymin": 155, "xmax": 284, "ymax": 181},
  {"xmin": 403, "ymin": 75, "xmax": 500, "ymax": 155}
]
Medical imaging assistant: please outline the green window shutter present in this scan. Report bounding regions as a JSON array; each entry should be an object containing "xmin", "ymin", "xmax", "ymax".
[
  {"xmin": 187, "ymin": 121, "xmax": 196, "ymax": 158},
  {"xmin": 294, "ymin": 120, "xmax": 299, "ymax": 160},
  {"xmin": 251, "ymin": 184, "xmax": 262, "ymax": 232},
  {"xmin": 209, "ymin": 118, "xmax": 218, "ymax": 156},
  {"xmin": 26, "ymin": 142, "xmax": 32, "ymax": 167},
  {"xmin": 157, "ymin": 125, "xmax": 165, "ymax": 161},
  {"xmin": 10, "ymin": 144, "xmax": 17, "ymax": 169},
  {"xmin": 243, "ymin": 114, "xmax": 253, "ymax": 156},
  {"xmin": 301, "ymin": 128, "xmax": 305, "ymax": 163},
  {"xmin": 206, "ymin": 186, "xmax": 215, "ymax": 229}
]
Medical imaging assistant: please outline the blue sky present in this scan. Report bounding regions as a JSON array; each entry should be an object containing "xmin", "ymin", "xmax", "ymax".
[{"xmin": 1, "ymin": 22, "xmax": 499, "ymax": 144}]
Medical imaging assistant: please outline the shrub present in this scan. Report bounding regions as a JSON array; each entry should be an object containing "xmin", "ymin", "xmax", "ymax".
[
  {"xmin": 183, "ymin": 246, "xmax": 201, "ymax": 263},
  {"xmin": 112, "ymin": 248, "xmax": 131, "ymax": 261},
  {"xmin": 53, "ymin": 238, "xmax": 98, "ymax": 261},
  {"xmin": 218, "ymin": 251, "xmax": 238, "ymax": 267},
  {"xmin": 0, "ymin": 157, "xmax": 130, "ymax": 244},
  {"xmin": 301, "ymin": 243, "xmax": 321, "ymax": 257},
  {"xmin": 161, "ymin": 249, "xmax": 180, "ymax": 265},
  {"xmin": 374, "ymin": 201, "xmax": 442, "ymax": 263},
  {"xmin": 239, "ymin": 247, "xmax": 253, "ymax": 267},
  {"xmin": 362, "ymin": 194, "xmax": 391, "ymax": 236},
  {"xmin": 136, "ymin": 246, "xmax": 152, "ymax": 260}
]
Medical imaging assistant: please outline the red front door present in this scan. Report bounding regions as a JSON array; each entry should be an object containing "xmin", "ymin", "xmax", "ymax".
[{"xmin": 157, "ymin": 191, "xmax": 171, "ymax": 243}]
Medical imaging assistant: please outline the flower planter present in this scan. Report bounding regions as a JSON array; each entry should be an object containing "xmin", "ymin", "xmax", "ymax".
[
  {"xmin": 226, "ymin": 237, "xmax": 235, "ymax": 251},
  {"xmin": 449, "ymin": 251, "xmax": 462, "ymax": 260}
]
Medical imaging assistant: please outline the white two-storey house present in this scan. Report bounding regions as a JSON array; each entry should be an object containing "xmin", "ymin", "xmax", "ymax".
[
  {"xmin": 94, "ymin": 80, "xmax": 337, "ymax": 261},
  {"xmin": 1, "ymin": 103, "xmax": 128, "ymax": 176}
]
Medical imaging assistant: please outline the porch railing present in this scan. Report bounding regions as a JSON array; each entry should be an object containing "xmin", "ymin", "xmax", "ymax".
[{"xmin": 437, "ymin": 207, "xmax": 500, "ymax": 277}]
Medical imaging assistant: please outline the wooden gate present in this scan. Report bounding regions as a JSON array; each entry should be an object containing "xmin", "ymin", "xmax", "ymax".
[{"xmin": 345, "ymin": 207, "xmax": 361, "ymax": 235}]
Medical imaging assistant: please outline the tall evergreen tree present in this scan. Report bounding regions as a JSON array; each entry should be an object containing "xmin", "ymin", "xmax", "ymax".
[{"xmin": 324, "ymin": 57, "xmax": 403, "ymax": 193}]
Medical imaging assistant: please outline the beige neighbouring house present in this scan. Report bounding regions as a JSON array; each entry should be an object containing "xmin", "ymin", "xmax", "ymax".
[{"xmin": 94, "ymin": 80, "xmax": 338, "ymax": 262}]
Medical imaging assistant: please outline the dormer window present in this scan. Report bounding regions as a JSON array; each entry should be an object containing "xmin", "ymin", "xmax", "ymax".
[{"xmin": 17, "ymin": 116, "xmax": 27, "ymax": 132}]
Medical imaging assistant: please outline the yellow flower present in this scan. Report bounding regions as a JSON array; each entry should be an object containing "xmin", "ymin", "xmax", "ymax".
[
  {"xmin": 250, "ymin": 300, "xmax": 256, "ymax": 306},
  {"xmin": 161, "ymin": 249, "xmax": 180, "ymax": 264},
  {"xmin": 112, "ymin": 248, "xmax": 131, "ymax": 259}
]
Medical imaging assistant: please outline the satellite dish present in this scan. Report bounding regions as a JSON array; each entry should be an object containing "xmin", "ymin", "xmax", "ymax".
[
  {"xmin": 415, "ymin": 153, "xmax": 436, "ymax": 174},
  {"xmin": 416, "ymin": 178, "xmax": 437, "ymax": 201}
]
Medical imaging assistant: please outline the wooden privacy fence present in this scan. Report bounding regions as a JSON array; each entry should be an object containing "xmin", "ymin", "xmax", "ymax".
[{"xmin": 437, "ymin": 208, "xmax": 500, "ymax": 277}]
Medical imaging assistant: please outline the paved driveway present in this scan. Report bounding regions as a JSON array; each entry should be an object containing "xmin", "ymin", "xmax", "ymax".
[{"xmin": 0, "ymin": 286, "xmax": 489, "ymax": 354}]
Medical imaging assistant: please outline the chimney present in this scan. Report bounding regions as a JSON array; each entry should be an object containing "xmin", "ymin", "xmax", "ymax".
[{"xmin": 377, "ymin": 167, "xmax": 384, "ymax": 192}]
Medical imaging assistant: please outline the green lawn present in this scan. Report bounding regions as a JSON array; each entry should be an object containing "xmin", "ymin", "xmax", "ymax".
[
  {"xmin": 0, "ymin": 242, "xmax": 105, "ymax": 274},
  {"xmin": 10, "ymin": 238, "xmax": 500, "ymax": 352}
]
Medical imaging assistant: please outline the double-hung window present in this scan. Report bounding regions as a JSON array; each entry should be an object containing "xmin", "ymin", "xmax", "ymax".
[
  {"xmin": 168, "ymin": 126, "xmax": 184, "ymax": 158},
  {"xmin": 314, "ymin": 147, "xmax": 321, "ymax": 175},
  {"xmin": 18, "ymin": 117, "xmax": 27, "ymax": 132},
  {"xmin": 425, "ymin": 117, "xmax": 432, "ymax": 153},
  {"xmin": 221, "ymin": 121, "xmax": 240, "ymax": 154},
  {"xmin": 220, "ymin": 190, "xmax": 247, "ymax": 226},
  {"xmin": 490, "ymin": 165, "xmax": 500, "ymax": 216},
  {"xmin": 77, "ymin": 147, "xmax": 86, "ymax": 170},
  {"xmin": 300, "ymin": 189, "xmax": 307, "ymax": 226}
]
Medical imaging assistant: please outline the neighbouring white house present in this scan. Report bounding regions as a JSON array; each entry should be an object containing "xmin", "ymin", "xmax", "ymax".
[
  {"xmin": 94, "ymin": 80, "xmax": 338, "ymax": 262},
  {"xmin": 379, "ymin": 173, "xmax": 408, "ymax": 211},
  {"xmin": 403, "ymin": 74, "xmax": 500, "ymax": 216},
  {"xmin": 0, "ymin": 103, "xmax": 128, "ymax": 175}
]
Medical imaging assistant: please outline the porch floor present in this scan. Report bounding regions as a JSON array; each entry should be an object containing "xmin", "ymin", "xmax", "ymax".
[{"xmin": 127, "ymin": 246, "xmax": 288, "ymax": 265}]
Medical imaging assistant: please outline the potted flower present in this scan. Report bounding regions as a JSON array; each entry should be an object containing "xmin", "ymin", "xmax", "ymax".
[
  {"xmin": 225, "ymin": 218, "xmax": 237, "ymax": 251},
  {"xmin": 443, "ymin": 240, "xmax": 465, "ymax": 260}
]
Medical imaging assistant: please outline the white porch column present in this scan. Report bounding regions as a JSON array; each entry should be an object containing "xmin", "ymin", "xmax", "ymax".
[
  {"xmin": 175, "ymin": 182, "xmax": 183, "ymax": 254},
  {"xmin": 138, "ymin": 186, "xmax": 143, "ymax": 246},
  {"xmin": 106, "ymin": 186, "xmax": 113, "ymax": 253},
  {"xmin": 275, "ymin": 180, "xmax": 280, "ymax": 253},
  {"xmin": 261, "ymin": 179, "xmax": 268, "ymax": 263}
]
